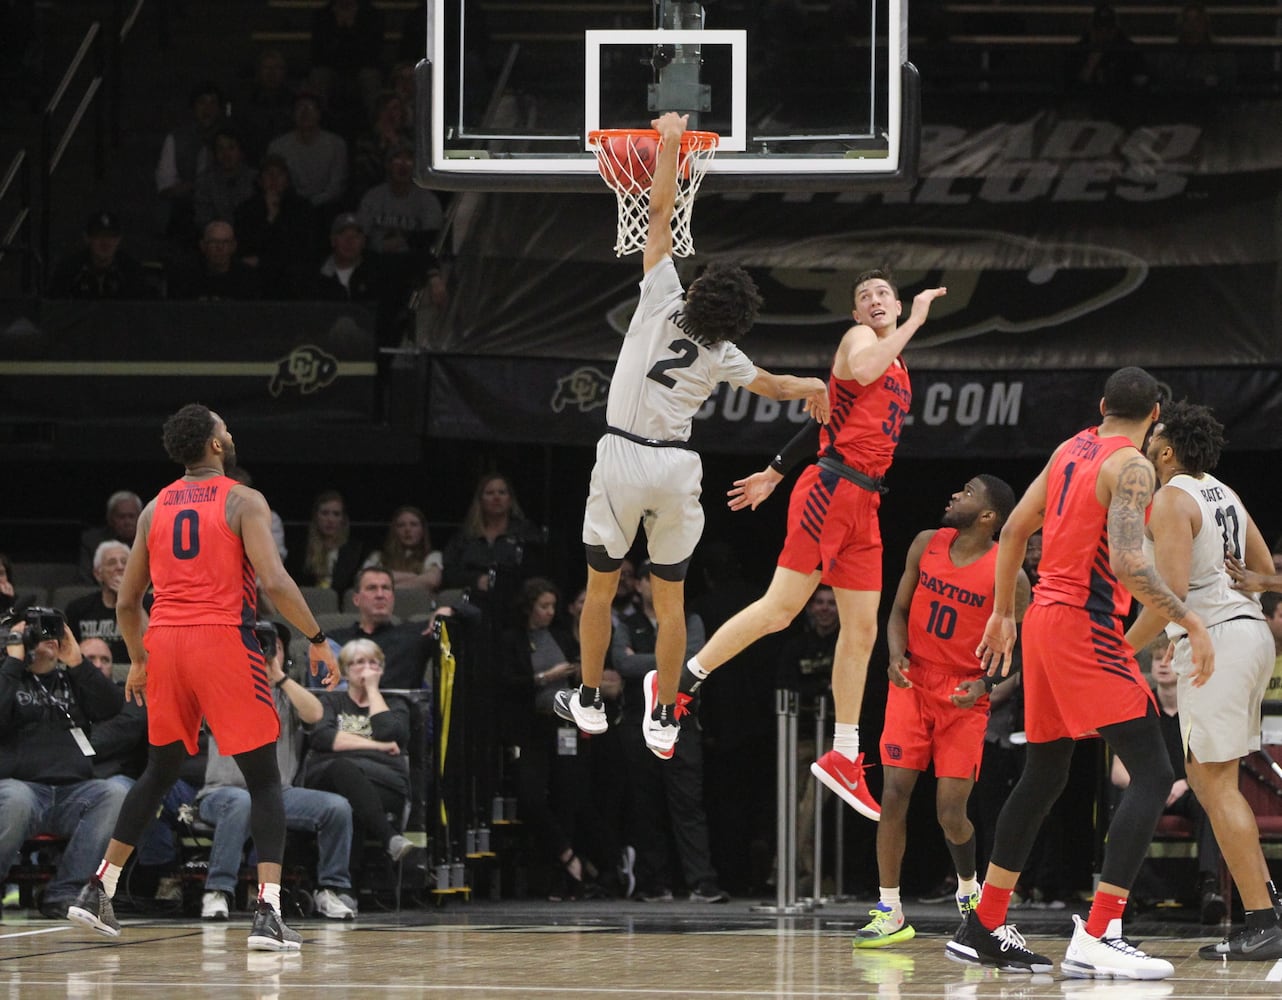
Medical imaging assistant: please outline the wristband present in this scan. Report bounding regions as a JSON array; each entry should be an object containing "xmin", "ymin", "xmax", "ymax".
[
  {"xmin": 274, "ymin": 676, "xmax": 288, "ymax": 689},
  {"xmin": 309, "ymin": 630, "xmax": 327, "ymax": 646}
]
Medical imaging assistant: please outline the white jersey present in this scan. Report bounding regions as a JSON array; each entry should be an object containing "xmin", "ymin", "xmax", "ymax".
[
  {"xmin": 605, "ymin": 257, "xmax": 758, "ymax": 443},
  {"xmin": 1159, "ymin": 472, "xmax": 1263, "ymax": 637}
]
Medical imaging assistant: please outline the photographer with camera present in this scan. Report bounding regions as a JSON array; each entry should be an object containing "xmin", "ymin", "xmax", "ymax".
[{"xmin": 0, "ymin": 609, "xmax": 127, "ymax": 919}]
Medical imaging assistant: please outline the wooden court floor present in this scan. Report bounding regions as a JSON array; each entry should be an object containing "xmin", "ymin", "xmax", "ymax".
[{"xmin": 2, "ymin": 901, "xmax": 1280, "ymax": 999}]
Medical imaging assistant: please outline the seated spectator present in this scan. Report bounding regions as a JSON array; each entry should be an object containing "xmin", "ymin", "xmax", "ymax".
[
  {"xmin": 0, "ymin": 617, "xmax": 126, "ymax": 918},
  {"xmin": 79, "ymin": 637, "xmax": 115, "ymax": 677},
  {"xmin": 48, "ymin": 212, "xmax": 152, "ymax": 301},
  {"xmin": 234, "ymin": 48, "xmax": 297, "ymax": 163},
  {"xmin": 302, "ymin": 638, "xmax": 421, "ymax": 886},
  {"xmin": 65, "ymin": 541, "xmax": 130, "ymax": 663},
  {"xmin": 0, "ymin": 553, "xmax": 40, "ymax": 615},
  {"xmin": 1066, "ymin": 3, "xmax": 1148, "ymax": 101},
  {"xmin": 168, "ymin": 220, "xmax": 262, "ymax": 301},
  {"xmin": 233, "ymin": 154, "xmax": 319, "ymax": 298},
  {"xmin": 314, "ymin": 212, "xmax": 385, "ymax": 304},
  {"xmin": 442, "ymin": 472, "xmax": 546, "ymax": 601},
  {"xmin": 357, "ymin": 144, "xmax": 447, "ymax": 310},
  {"xmin": 193, "ymin": 128, "xmax": 257, "ymax": 231},
  {"xmin": 266, "ymin": 91, "xmax": 349, "ymax": 212},
  {"xmin": 323, "ymin": 566, "xmax": 440, "ymax": 690},
  {"xmin": 306, "ymin": 0, "xmax": 386, "ymax": 137},
  {"xmin": 78, "ymin": 490, "xmax": 142, "ymax": 583},
  {"xmin": 350, "ymin": 91, "xmax": 412, "ymax": 199},
  {"xmin": 155, "ymin": 80, "xmax": 226, "ymax": 241},
  {"xmin": 289, "ymin": 489, "xmax": 365, "ymax": 596},
  {"xmin": 363, "ymin": 506, "xmax": 442, "ymax": 595},
  {"xmin": 198, "ymin": 621, "xmax": 356, "ymax": 921},
  {"xmin": 1150, "ymin": 1, "xmax": 1237, "ymax": 94}
]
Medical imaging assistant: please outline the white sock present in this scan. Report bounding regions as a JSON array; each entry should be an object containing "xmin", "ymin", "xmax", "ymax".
[
  {"xmin": 879, "ymin": 886, "xmax": 901, "ymax": 911},
  {"xmin": 95, "ymin": 860, "xmax": 122, "ymax": 899},
  {"xmin": 833, "ymin": 723, "xmax": 860, "ymax": 760},
  {"xmin": 686, "ymin": 656, "xmax": 709, "ymax": 680},
  {"xmin": 258, "ymin": 882, "xmax": 282, "ymax": 912},
  {"xmin": 958, "ymin": 876, "xmax": 980, "ymax": 898}
]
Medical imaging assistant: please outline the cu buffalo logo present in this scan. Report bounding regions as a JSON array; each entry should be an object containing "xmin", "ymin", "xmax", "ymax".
[
  {"xmin": 551, "ymin": 366, "xmax": 611, "ymax": 413},
  {"xmin": 269, "ymin": 346, "xmax": 339, "ymax": 397}
]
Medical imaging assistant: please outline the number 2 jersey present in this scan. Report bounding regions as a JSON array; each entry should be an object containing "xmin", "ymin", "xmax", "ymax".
[
  {"xmin": 147, "ymin": 474, "xmax": 257, "ymax": 627},
  {"xmin": 907, "ymin": 527, "xmax": 997, "ymax": 678},
  {"xmin": 606, "ymin": 257, "xmax": 758, "ymax": 443}
]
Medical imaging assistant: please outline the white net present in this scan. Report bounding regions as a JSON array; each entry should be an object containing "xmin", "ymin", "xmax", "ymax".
[{"xmin": 588, "ymin": 129, "xmax": 718, "ymax": 257}]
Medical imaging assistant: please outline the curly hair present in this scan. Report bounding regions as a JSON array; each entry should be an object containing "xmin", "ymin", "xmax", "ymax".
[
  {"xmin": 851, "ymin": 268, "xmax": 898, "ymax": 304},
  {"xmin": 1157, "ymin": 398, "xmax": 1225, "ymax": 477},
  {"xmin": 682, "ymin": 261, "xmax": 762, "ymax": 345},
  {"xmin": 1103, "ymin": 366, "xmax": 1163, "ymax": 421},
  {"xmin": 162, "ymin": 403, "xmax": 216, "ymax": 466}
]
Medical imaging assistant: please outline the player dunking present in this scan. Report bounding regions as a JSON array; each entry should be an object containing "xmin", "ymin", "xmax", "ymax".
[
  {"xmin": 672, "ymin": 270, "xmax": 947, "ymax": 818},
  {"xmin": 555, "ymin": 111, "xmax": 830, "ymax": 759},
  {"xmin": 68, "ymin": 404, "xmax": 341, "ymax": 950},
  {"xmin": 947, "ymin": 367, "xmax": 1214, "ymax": 978},
  {"xmin": 855, "ymin": 475, "xmax": 1025, "ymax": 948}
]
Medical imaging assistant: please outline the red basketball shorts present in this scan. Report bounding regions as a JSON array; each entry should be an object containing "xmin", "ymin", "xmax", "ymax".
[
  {"xmin": 144, "ymin": 623, "xmax": 280, "ymax": 756},
  {"xmin": 880, "ymin": 661, "xmax": 988, "ymax": 779},
  {"xmin": 777, "ymin": 463, "xmax": 883, "ymax": 591},
  {"xmin": 1021, "ymin": 602, "xmax": 1155, "ymax": 742}
]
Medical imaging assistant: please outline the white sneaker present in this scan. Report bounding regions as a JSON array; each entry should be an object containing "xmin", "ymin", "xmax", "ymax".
[
  {"xmin": 553, "ymin": 686, "xmax": 608, "ymax": 734},
  {"xmin": 641, "ymin": 670, "xmax": 679, "ymax": 759},
  {"xmin": 201, "ymin": 890, "xmax": 230, "ymax": 921},
  {"xmin": 313, "ymin": 888, "xmax": 355, "ymax": 920},
  {"xmin": 1061, "ymin": 914, "xmax": 1173, "ymax": 980}
]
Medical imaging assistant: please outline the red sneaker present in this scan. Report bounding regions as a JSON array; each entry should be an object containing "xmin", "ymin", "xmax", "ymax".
[{"xmin": 810, "ymin": 750, "xmax": 881, "ymax": 821}]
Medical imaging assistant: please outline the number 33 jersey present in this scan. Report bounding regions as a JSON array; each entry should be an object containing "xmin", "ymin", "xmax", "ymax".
[
  {"xmin": 607, "ymin": 257, "xmax": 758, "ymax": 443},
  {"xmin": 147, "ymin": 475, "xmax": 256, "ymax": 627},
  {"xmin": 907, "ymin": 527, "xmax": 998, "ymax": 677}
]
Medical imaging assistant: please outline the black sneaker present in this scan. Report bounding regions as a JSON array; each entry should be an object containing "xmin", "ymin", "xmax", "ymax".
[
  {"xmin": 66, "ymin": 878, "xmax": 120, "ymax": 937},
  {"xmin": 247, "ymin": 900, "xmax": 302, "ymax": 952},
  {"xmin": 1198, "ymin": 922, "xmax": 1282, "ymax": 961},
  {"xmin": 690, "ymin": 883, "xmax": 730, "ymax": 903},
  {"xmin": 946, "ymin": 910, "xmax": 1053, "ymax": 973}
]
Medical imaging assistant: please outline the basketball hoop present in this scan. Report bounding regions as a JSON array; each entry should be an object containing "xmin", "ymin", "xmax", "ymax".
[{"xmin": 588, "ymin": 128, "xmax": 718, "ymax": 257}]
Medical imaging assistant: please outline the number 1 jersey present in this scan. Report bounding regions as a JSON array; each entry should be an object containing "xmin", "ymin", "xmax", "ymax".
[{"xmin": 147, "ymin": 475, "xmax": 257, "ymax": 627}]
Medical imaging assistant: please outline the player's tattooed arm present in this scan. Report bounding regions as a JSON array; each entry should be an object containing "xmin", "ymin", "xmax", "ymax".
[{"xmin": 1108, "ymin": 455, "xmax": 1191, "ymax": 626}]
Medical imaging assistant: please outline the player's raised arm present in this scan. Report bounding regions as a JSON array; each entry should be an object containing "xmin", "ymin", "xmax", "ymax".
[
  {"xmin": 838, "ymin": 286, "xmax": 947, "ymax": 385},
  {"xmin": 642, "ymin": 112, "xmax": 687, "ymax": 274}
]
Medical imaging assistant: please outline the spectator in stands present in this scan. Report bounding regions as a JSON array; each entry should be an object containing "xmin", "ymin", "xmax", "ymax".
[
  {"xmin": 1151, "ymin": 1, "xmax": 1237, "ymax": 94},
  {"xmin": 442, "ymin": 472, "xmax": 546, "ymax": 598},
  {"xmin": 610, "ymin": 561, "xmax": 728, "ymax": 903},
  {"xmin": 234, "ymin": 48, "xmax": 297, "ymax": 163},
  {"xmin": 65, "ymin": 541, "xmax": 130, "ymax": 663},
  {"xmin": 350, "ymin": 91, "xmax": 412, "ymax": 199},
  {"xmin": 79, "ymin": 638, "xmax": 114, "ymax": 677},
  {"xmin": 168, "ymin": 221, "xmax": 262, "ymax": 301},
  {"xmin": 0, "ymin": 553, "xmax": 40, "ymax": 615},
  {"xmin": 198, "ymin": 621, "xmax": 356, "ymax": 921},
  {"xmin": 612, "ymin": 559, "xmax": 643, "ymax": 623},
  {"xmin": 77, "ymin": 490, "xmax": 142, "ymax": 584},
  {"xmin": 193, "ymin": 128, "xmax": 257, "ymax": 232},
  {"xmin": 48, "ymin": 212, "xmax": 152, "ymax": 301},
  {"xmin": 500, "ymin": 577, "xmax": 607, "ymax": 899},
  {"xmin": 358, "ymin": 144, "xmax": 447, "ymax": 311},
  {"xmin": 323, "ymin": 566, "xmax": 440, "ymax": 690},
  {"xmin": 0, "ymin": 618, "xmax": 126, "ymax": 918},
  {"xmin": 1112, "ymin": 636, "xmax": 1225, "ymax": 922},
  {"xmin": 387, "ymin": 62, "xmax": 417, "ymax": 134},
  {"xmin": 302, "ymin": 637, "xmax": 421, "ymax": 885},
  {"xmin": 314, "ymin": 213, "xmax": 385, "ymax": 305},
  {"xmin": 155, "ymin": 81, "xmax": 226, "ymax": 241},
  {"xmin": 363, "ymin": 506, "xmax": 442, "ymax": 595},
  {"xmin": 307, "ymin": 0, "xmax": 386, "ymax": 137},
  {"xmin": 1066, "ymin": 3, "xmax": 1148, "ymax": 103},
  {"xmin": 234, "ymin": 154, "xmax": 319, "ymax": 299},
  {"xmin": 267, "ymin": 91, "xmax": 349, "ymax": 212},
  {"xmin": 289, "ymin": 489, "xmax": 364, "ymax": 597}
]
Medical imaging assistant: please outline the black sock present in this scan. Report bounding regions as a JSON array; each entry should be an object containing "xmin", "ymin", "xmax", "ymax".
[
  {"xmin": 679, "ymin": 664, "xmax": 702, "ymax": 697},
  {"xmin": 1268, "ymin": 880, "xmax": 1281, "ymax": 907},
  {"xmin": 1246, "ymin": 907, "xmax": 1279, "ymax": 930},
  {"xmin": 946, "ymin": 834, "xmax": 977, "ymax": 884},
  {"xmin": 580, "ymin": 685, "xmax": 600, "ymax": 707},
  {"xmin": 651, "ymin": 703, "xmax": 677, "ymax": 727}
]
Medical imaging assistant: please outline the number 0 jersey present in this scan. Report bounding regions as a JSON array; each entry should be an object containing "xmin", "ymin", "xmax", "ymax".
[
  {"xmin": 147, "ymin": 475, "xmax": 257, "ymax": 627},
  {"xmin": 606, "ymin": 257, "xmax": 758, "ymax": 442},
  {"xmin": 906, "ymin": 527, "xmax": 997, "ymax": 677}
]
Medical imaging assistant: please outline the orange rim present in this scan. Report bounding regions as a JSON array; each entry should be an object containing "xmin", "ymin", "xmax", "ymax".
[{"xmin": 588, "ymin": 128, "xmax": 719, "ymax": 152}]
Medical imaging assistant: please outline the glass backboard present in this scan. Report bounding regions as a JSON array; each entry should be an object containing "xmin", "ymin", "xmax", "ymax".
[{"xmin": 415, "ymin": 0, "xmax": 919, "ymax": 193}]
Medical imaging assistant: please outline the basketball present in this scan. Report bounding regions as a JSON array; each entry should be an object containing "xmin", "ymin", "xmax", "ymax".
[{"xmin": 598, "ymin": 134, "xmax": 658, "ymax": 195}]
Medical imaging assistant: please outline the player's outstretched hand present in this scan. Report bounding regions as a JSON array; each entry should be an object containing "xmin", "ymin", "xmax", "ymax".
[
  {"xmin": 310, "ymin": 642, "xmax": 342, "ymax": 690},
  {"xmin": 651, "ymin": 111, "xmax": 688, "ymax": 142},
  {"xmin": 728, "ymin": 468, "xmax": 782, "ymax": 511},
  {"xmin": 909, "ymin": 286, "xmax": 947, "ymax": 325},
  {"xmin": 125, "ymin": 660, "xmax": 148, "ymax": 706},
  {"xmin": 802, "ymin": 379, "xmax": 830, "ymax": 424},
  {"xmin": 950, "ymin": 679, "xmax": 986, "ymax": 709},
  {"xmin": 1225, "ymin": 551, "xmax": 1280, "ymax": 593},
  {"xmin": 888, "ymin": 655, "xmax": 912, "ymax": 689},
  {"xmin": 976, "ymin": 611, "xmax": 1016, "ymax": 679}
]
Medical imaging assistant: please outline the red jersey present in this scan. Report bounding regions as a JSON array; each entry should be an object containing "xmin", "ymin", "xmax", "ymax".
[
  {"xmin": 819, "ymin": 358, "xmax": 910, "ymax": 477},
  {"xmin": 1034, "ymin": 427, "xmax": 1136, "ymax": 618},
  {"xmin": 906, "ymin": 527, "xmax": 997, "ymax": 677},
  {"xmin": 147, "ymin": 475, "xmax": 257, "ymax": 627}
]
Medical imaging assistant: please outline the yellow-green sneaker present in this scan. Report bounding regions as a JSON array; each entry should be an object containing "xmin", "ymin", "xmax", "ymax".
[{"xmin": 854, "ymin": 903, "xmax": 916, "ymax": 949}]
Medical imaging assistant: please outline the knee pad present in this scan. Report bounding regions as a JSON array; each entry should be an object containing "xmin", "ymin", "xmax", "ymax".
[{"xmin": 585, "ymin": 544, "xmax": 623, "ymax": 573}]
